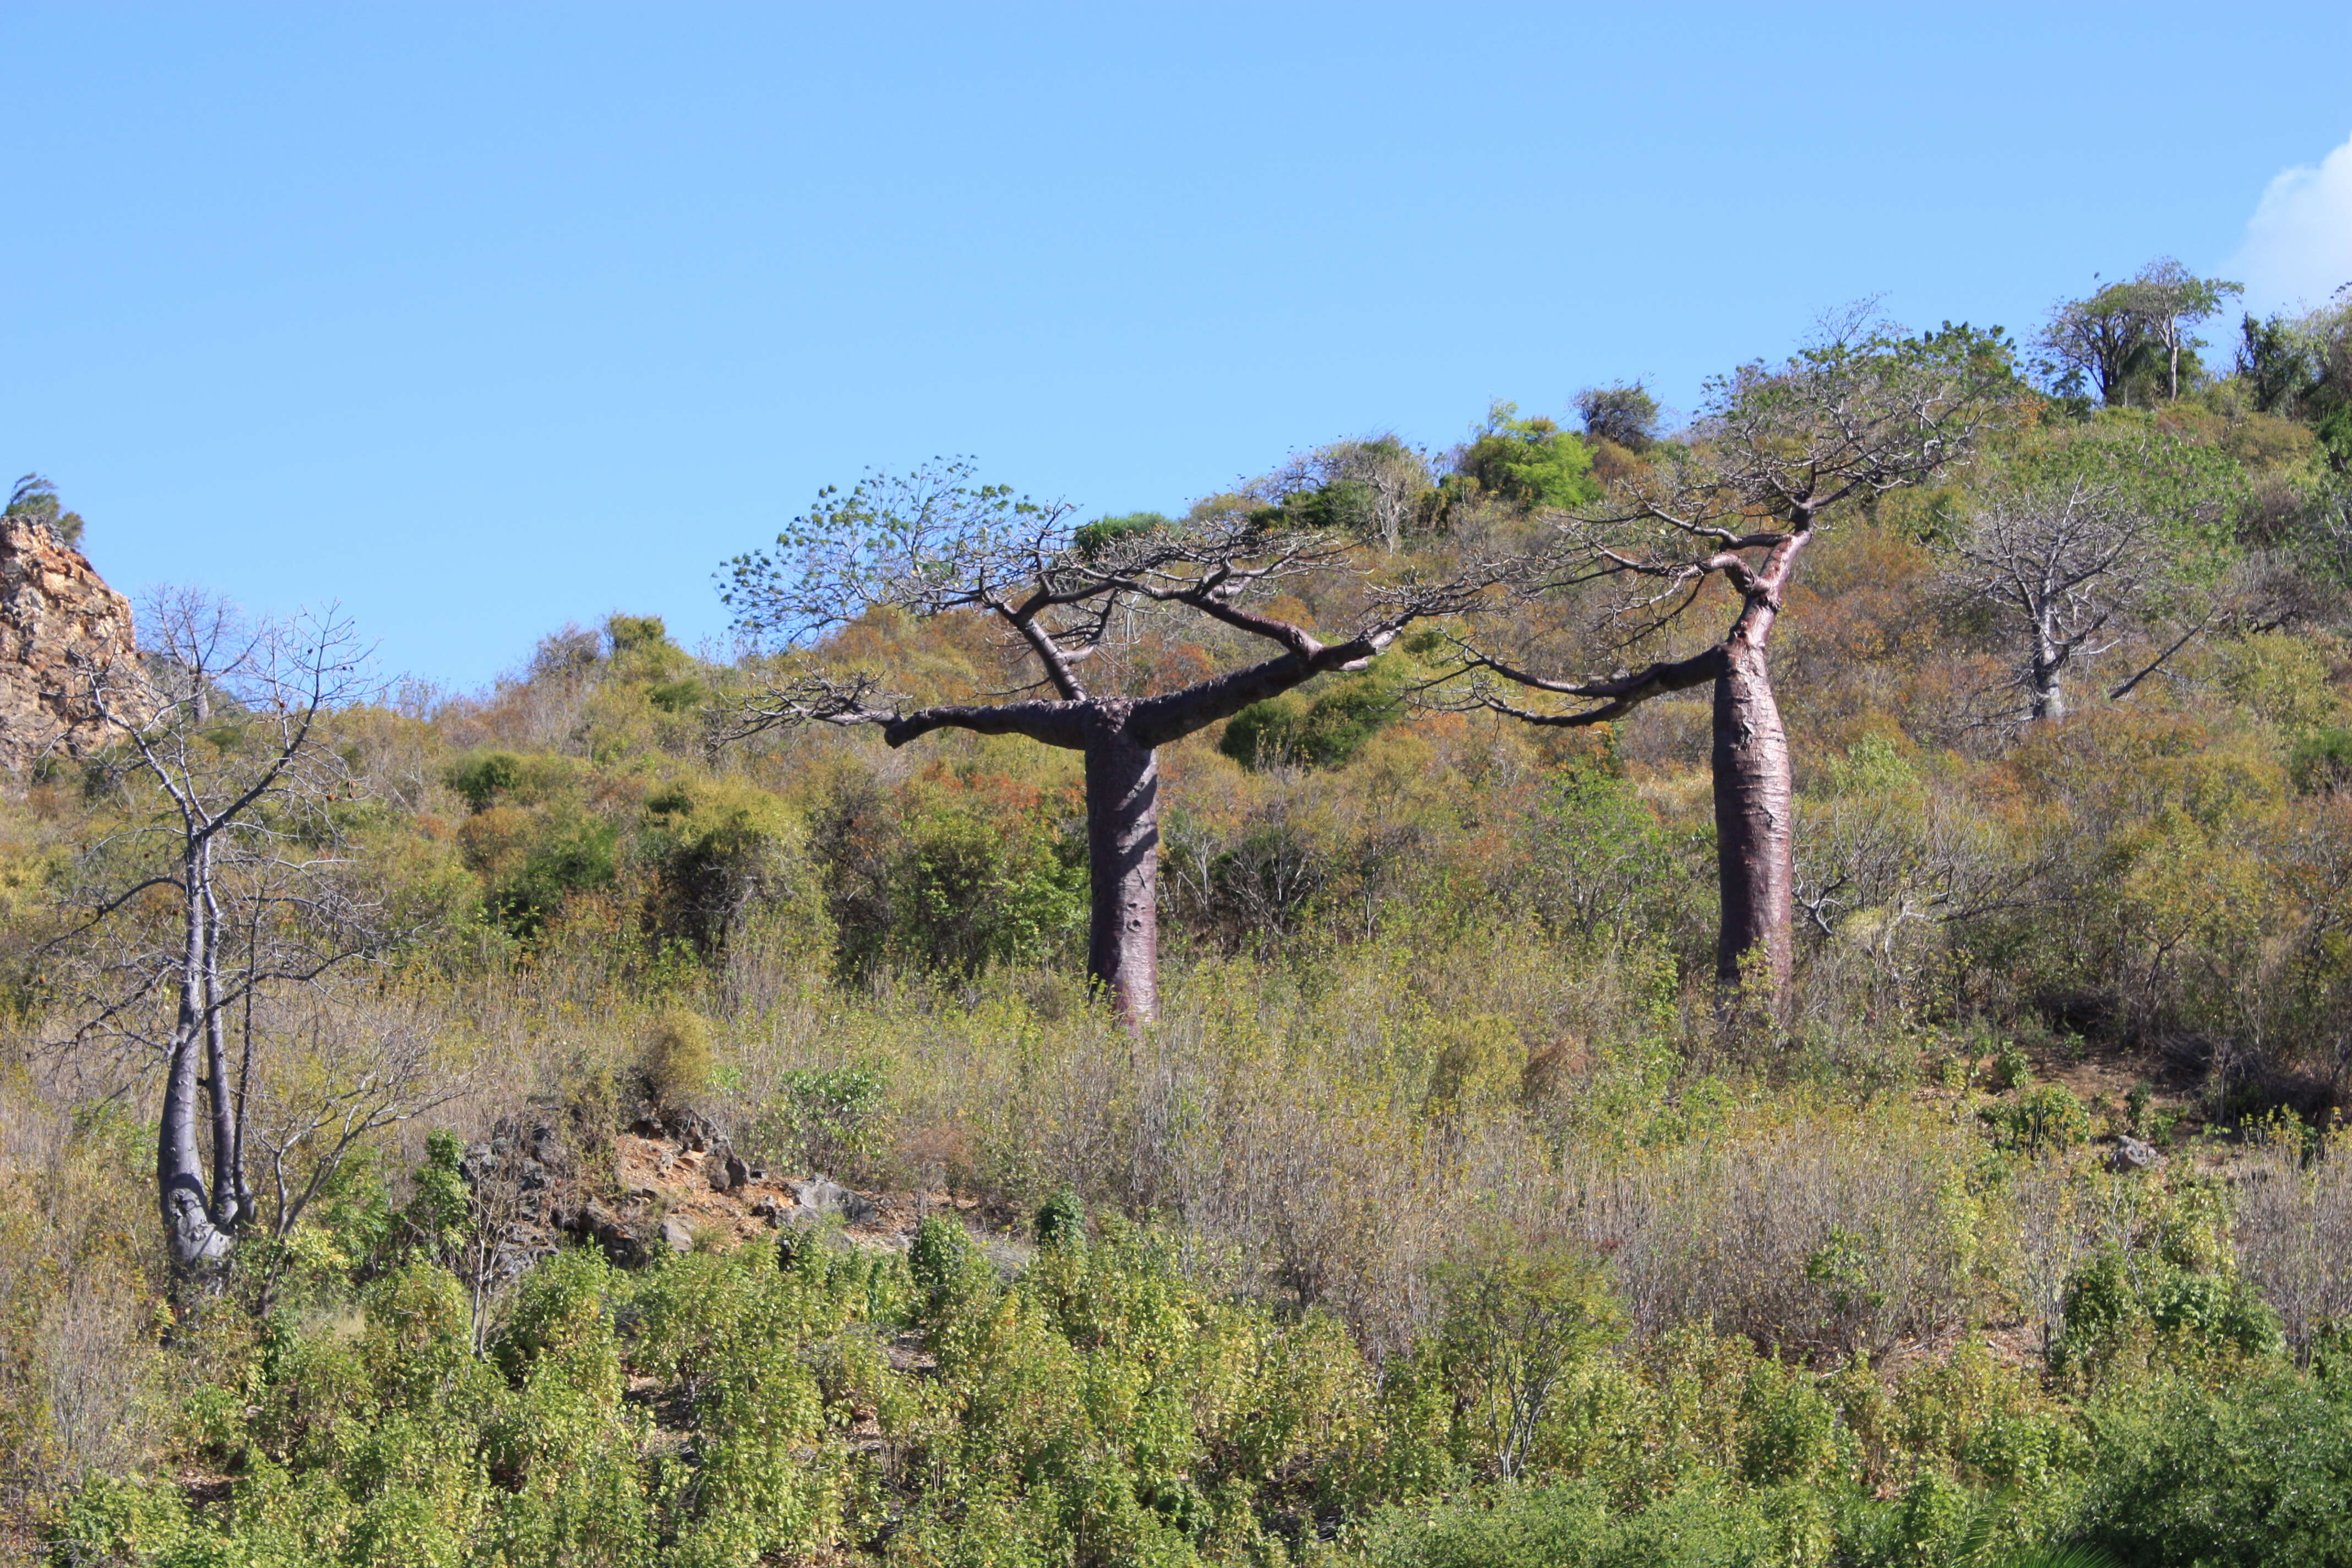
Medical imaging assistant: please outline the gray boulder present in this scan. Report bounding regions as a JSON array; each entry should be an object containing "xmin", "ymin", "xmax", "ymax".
[{"xmin": 791, "ymin": 1175, "xmax": 878, "ymax": 1226}]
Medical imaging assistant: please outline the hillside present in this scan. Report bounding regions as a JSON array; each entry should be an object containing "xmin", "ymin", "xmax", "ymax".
[{"xmin": 7, "ymin": 296, "xmax": 2352, "ymax": 1566}]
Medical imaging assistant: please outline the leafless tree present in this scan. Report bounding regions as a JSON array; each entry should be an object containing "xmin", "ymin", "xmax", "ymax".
[
  {"xmin": 1254, "ymin": 434, "xmax": 1436, "ymax": 553},
  {"xmin": 1442, "ymin": 315, "xmax": 2015, "ymax": 1000},
  {"xmin": 719, "ymin": 459, "xmax": 1489, "ymax": 1023},
  {"xmin": 1945, "ymin": 475, "xmax": 2165, "ymax": 723},
  {"xmin": 238, "ymin": 998, "xmax": 459, "ymax": 1305},
  {"xmin": 48, "ymin": 592, "xmax": 403, "ymax": 1282}
]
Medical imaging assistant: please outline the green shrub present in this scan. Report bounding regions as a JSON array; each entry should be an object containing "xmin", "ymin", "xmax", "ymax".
[
  {"xmin": 446, "ymin": 749, "xmax": 525, "ymax": 810},
  {"xmin": 1983, "ymin": 1084, "xmax": 2093, "ymax": 1154},
  {"xmin": 2289, "ymin": 727, "xmax": 2352, "ymax": 794},
  {"xmin": 2075, "ymin": 1371, "xmax": 2352, "ymax": 1567},
  {"xmin": 2053, "ymin": 1250, "xmax": 2284, "ymax": 1375},
  {"xmin": 1429, "ymin": 1233, "xmax": 1622, "ymax": 1480},
  {"xmin": 1219, "ymin": 663, "xmax": 1406, "ymax": 772},
  {"xmin": 637, "ymin": 1005, "xmax": 713, "ymax": 1108},
  {"xmin": 758, "ymin": 1061, "xmax": 889, "ymax": 1177},
  {"xmin": 1364, "ymin": 1479, "xmax": 1800, "ymax": 1568}
]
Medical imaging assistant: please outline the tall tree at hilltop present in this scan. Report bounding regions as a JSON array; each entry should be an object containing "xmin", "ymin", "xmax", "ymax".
[
  {"xmin": 1445, "ymin": 315, "xmax": 2017, "ymax": 1003},
  {"xmin": 2039, "ymin": 259, "xmax": 2240, "ymax": 406},
  {"xmin": 720, "ymin": 461, "xmax": 1486, "ymax": 1025}
]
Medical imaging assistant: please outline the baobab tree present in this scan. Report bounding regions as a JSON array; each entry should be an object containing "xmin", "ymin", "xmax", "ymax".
[
  {"xmin": 1445, "ymin": 317, "xmax": 2016, "ymax": 1001},
  {"xmin": 53, "ymin": 593, "xmax": 413, "ymax": 1281},
  {"xmin": 720, "ymin": 460, "xmax": 1486, "ymax": 1023}
]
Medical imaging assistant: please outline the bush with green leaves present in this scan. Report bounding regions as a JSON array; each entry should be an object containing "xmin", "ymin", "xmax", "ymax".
[
  {"xmin": 2052, "ymin": 1248, "xmax": 2284, "ymax": 1376},
  {"xmin": 1218, "ymin": 664, "xmax": 1407, "ymax": 773}
]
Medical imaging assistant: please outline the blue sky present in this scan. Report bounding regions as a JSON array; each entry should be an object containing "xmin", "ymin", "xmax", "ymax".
[{"xmin": 5, "ymin": 3, "xmax": 2349, "ymax": 690}]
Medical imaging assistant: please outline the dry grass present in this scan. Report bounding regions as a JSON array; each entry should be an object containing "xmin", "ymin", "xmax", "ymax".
[{"xmin": 2231, "ymin": 1133, "xmax": 2352, "ymax": 1359}]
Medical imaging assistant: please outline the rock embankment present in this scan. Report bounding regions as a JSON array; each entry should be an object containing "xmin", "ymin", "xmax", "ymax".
[
  {"xmin": 461, "ymin": 1104, "xmax": 946, "ymax": 1277},
  {"xmin": 0, "ymin": 516, "xmax": 144, "ymax": 775}
]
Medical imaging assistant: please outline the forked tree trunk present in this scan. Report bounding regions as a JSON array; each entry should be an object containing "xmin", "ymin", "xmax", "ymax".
[
  {"xmin": 1084, "ymin": 716, "xmax": 1161, "ymax": 1026},
  {"xmin": 200, "ymin": 866, "xmax": 242, "ymax": 1232},
  {"xmin": 161, "ymin": 859, "xmax": 231, "ymax": 1276},
  {"xmin": 1711, "ymin": 637, "xmax": 1795, "ymax": 997}
]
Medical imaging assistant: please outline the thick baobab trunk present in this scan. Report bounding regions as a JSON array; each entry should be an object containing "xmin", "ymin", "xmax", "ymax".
[
  {"xmin": 1711, "ymin": 638, "xmax": 1795, "ymax": 997},
  {"xmin": 1084, "ymin": 720, "xmax": 1161, "ymax": 1025}
]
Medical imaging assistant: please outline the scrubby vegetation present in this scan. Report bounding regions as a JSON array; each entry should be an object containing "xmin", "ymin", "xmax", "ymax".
[{"xmin": 7, "ymin": 279, "xmax": 2352, "ymax": 1565}]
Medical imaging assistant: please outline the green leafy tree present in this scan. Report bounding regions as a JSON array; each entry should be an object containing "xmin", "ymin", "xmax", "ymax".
[
  {"xmin": 1575, "ymin": 381, "xmax": 1662, "ymax": 453},
  {"xmin": 1455, "ymin": 401, "xmax": 1602, "ymax": 511},
  {"xmin": 4, "ymin": 473, "xmax": 85, "ymax": 546},
  {"xmin": 1429, "ymin": 1233, "xmax": 1621, "ymax": 1480}
]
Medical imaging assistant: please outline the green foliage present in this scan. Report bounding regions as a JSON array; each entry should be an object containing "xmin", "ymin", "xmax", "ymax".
[
  {"xmin": 638, "ymin": 1005, "xmax": 713, "ymax": 1107},
  {"xmin": 402, "ymin": 1129, "xmax": 472, "ymax": 1261},
  {"xmin": 4, "ymin": 473, "xmax": 86, "ymax": 546},
  {"xmin": 1453, "ymin": 401, "xmax": 1602, "ymax": 511},
  {"xmin": 640, "ymin": 776, "xmax": 810, "ymax": 953},
  {"xmin": 2288, "ymin": 726, "xmax": 2352, "ymax": 793},
  {"xmin": 1575, "ymin": 382, "xmax": 1661, "ymax": 453},
  {"xmin": 1429, "ymin": 1233, "xmax": 1622, "ymax": 1480},
  {"xmin": 1364, "ymin": 1479, "xmax": 1805, "ymax": 1568},
  {"xmin": 1035, "ymin": 1187, "xmax": 1086, "ymax": 1247},
  {"xmin": 819, "ymin": 784, "xmax": 1085, "ymax": 980},
  {"xmin": 491, "ymin": 806, "xmax": 621, "ymax": 935},
  {"xmin": 1981, "ymin": 1084, "xmax": 2093, "ymax": 1155},
  {"xmin": 1525, "ymin": 763, "xmax": 1680, "ymax": 946},
  {"xmin": 446, "ymin": 750, "xmax": 525, "ymax": 811},
  {"xmin": 760, "ymin": 1062, "xmax": 889, "ymax": 1175},
  {"xmin": 2053, "ymin": 1250, "xmax": 2284, "ymax": 1376},
  {"xmin": 1218, "ymin": 663, "xmax": 1407, "ymax": 772},
  {"xmin": 2074, "ymin": 1372, "xmax": 2352, "ymax": 1567},
  {"xmin": 1070, "ymin": 509, "xmax": 1170, "ymax": 557}
]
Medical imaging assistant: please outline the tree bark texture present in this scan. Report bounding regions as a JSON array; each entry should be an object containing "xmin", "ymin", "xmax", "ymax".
[
  {"xmin": 2030, "ymin": 627, "xmax": 2067, "ymax": 722},
  {"xmin": 1711, "ymin": 637, "xmax": 1795, "ymax": 994},
  {"xmin": 1084, "ymin": 714, "xmax": 1161, "ymax": 1026},
  {"xmin": 161, "ymin": 854, "xmax": 231, "ymax": 1274},
  {"xmin": 1706, "ymin": 527, "xmax": 1812, "ymax": 1002}
]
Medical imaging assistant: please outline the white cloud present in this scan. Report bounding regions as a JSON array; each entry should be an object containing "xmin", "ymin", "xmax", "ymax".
[{"xmin": 2229, "ymin": 132, "xmax": 2352, "ymax": 314}]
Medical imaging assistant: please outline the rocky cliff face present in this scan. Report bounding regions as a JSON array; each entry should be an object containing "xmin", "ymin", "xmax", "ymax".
[{"xmin": 0, "ymin": 516, "xmax": 144, "ymax": 775}]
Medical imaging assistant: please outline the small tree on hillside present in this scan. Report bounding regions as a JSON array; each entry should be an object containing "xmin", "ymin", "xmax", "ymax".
[
  {"xmin": 1942, "ymin": 425, "xmax": 2242, "ymax": 725},
  {"xmin": 1254, "ymin": 434, "xmax": 1435, "ymax": 554},
  {"xmin": 1443, "ymin": 315, "xmax": 2016, "ymax": 1001},
  {"xmin": 52, "ymin": 593, "xmax": 418, "ymax": 1283},
  {"xmin": 1949, "ymin": 475, "xmax": 2158, "ymax": 724},
  {"xmin": 2125, "ymin": 258, "xmax": 2241, "ymax": 404},
  {"xmin": 1575, "ymin": 382, "xmax": 1662, "ymax": 453},
  {"xmin": 719, "ymin": 460, "xmax": 1486, "ymax": 1024},
  {"xmin": 2038, "ymin": 259, "xmax": 2240, "ymax": 406}
]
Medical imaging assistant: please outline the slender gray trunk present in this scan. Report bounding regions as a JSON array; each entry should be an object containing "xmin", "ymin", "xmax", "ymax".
[
  {"xmin": 1084, "ymin": 712, "xmax": 1159, "ymax": 1026},
  {"xmin": 161, "ymin": 850, "xmax": 231, "ymax": 1275},
  {"xmin": 2029, "ymin": 627, "xmax": 2067, "ymax": 722},
  {"xmin": 200, "ymin": 853, "xmax": 241, "ymax": 1232}
]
